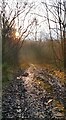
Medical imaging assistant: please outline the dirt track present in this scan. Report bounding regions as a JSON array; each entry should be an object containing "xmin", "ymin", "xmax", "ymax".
[{"xmin": 2, "ymin": 65, "xmax": 66, "ymax": 119}]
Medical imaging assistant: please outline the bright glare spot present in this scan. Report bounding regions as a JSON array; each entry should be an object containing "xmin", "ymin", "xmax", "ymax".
[
  {"xmin": 15, "ymin": 31, "xmax": 19, "ymax": 38},
  {"xmin": 17, "ymin": 76, "xmax": 22, "ymax": 79},
  {"xmin": 38, "ymin": 81, "xmax": 40, "ymax": 84},
  {"xmin": 29, "ymin": 73, "xmax": 31, "ymax": 76}
]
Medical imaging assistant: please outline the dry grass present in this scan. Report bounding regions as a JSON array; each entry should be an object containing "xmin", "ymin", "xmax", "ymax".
[{"xmin": 19, "ymin": 40, "xmax": 64, "ymax": 84}]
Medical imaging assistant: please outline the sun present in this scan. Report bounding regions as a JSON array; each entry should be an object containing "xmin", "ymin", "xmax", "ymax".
[{"xmin": 15, "ymin": 31, "xmax": 19, "ymax": 38}]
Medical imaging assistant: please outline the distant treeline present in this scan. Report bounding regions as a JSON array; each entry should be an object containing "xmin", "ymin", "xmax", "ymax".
[{"xmin": 19, "ymin": 40, "xmax": 64, "ymax": 70}]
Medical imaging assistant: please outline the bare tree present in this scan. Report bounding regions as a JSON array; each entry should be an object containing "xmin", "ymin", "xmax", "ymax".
[
  {"xmin": 64, "ymin": 1, "xmax": 66, "ymax": 71},
  {"xmin": 40, "ymin": 0, "xmax": 65, "ymax": 70},
  {"xmin": 1, "ymin": 0, "xmax": 35, "ymax": 65}
]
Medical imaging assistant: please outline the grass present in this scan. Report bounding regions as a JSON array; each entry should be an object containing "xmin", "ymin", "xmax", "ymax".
[{"xmin": 2, "ymin": 62, "xmax": 18, "ymax": 88}]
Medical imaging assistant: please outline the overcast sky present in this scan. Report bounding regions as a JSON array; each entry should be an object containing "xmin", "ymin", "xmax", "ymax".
[{"xmin": 0, "ymin": 0, "xmax": 65, "ymax": 40}]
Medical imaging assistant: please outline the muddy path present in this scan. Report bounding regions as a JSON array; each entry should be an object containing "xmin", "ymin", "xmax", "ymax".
[{"xmin": 2, "ymin": 65, "xmax": 66, "ymax": 119}]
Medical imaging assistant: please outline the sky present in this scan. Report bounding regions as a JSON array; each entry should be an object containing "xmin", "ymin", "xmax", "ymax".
[{"xmin": 0, "ymin": 0, "xmax": 65, "ymax": 40}]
